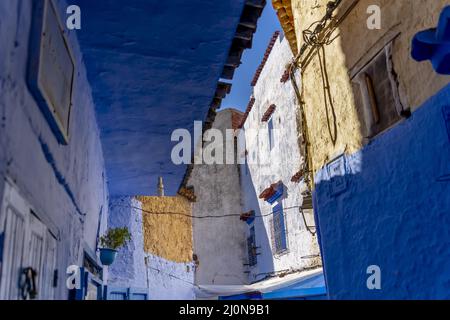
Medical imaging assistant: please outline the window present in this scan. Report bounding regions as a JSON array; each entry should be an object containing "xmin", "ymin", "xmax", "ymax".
[
  {"xmin": 271, "ymin": 202, "xmax": 287, "ymax": 254},
  {"xmin": 28, "ymin": 0, "xmax": 75, "ymax": 144},
  {"xmin": 268, "ymin": 117, "xmax": 275, "ymax": 151},
  {"xmin": 353, "ymin": 44, "xmax": 403, "ymax": 138},
  {"xmin": 247, "ymin": 226, "xmax": 257, "ymax": 267}
]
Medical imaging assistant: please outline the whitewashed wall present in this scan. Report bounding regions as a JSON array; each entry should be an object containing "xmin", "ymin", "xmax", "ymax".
[
  {"xmin": 145, "ymin": 254, "xmax": 196, "ymax": 300},
  {"xmin": 240, "ymin": 36, "xmax": 321, "ymax": 283},
  {"xmin": 107, "ymin": 197, "xmax": 147, "ymax": 290},
  {"xmin": 108, "ymin": 196, "xmax": 196, "ymax": 300},
  {"xmin": 189, "ymin": 109, "xmax": 248, "ymax": 286}
]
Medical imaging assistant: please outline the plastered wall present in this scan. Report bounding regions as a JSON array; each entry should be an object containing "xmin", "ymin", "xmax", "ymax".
[
  {"xmin": 107, "ymin": 197, "xmax": 147, "ymax": 289},
  {"xmin": 138, "ymin": 196, "xmax": 193, "ymax": 263},
  {"xmin": 286, "ymin": 0, "xmax": 450, "ymax": 174},
  {"xmin": 314, "ymin": 84, "xmax": 450, "ymax": 299},
  {"xmin": 108, "ymin": 196, "xmax": 195, "ymax": 299},
  {"xmin": 188, "ymin": 109, "xmax": 248, "ymax": 286},
  {"xmin": 241, "ymin": 36, "xmax": 321, "ymax": 283}
]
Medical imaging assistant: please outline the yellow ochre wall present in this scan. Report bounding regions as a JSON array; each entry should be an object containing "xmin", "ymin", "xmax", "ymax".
[
  {"xmin": 136, "ymin": 196, "xmax": 193, "ymax": 263},
  {"xmin": 278, "ymin": 0, "xmax": 449, "ymax": 176}
]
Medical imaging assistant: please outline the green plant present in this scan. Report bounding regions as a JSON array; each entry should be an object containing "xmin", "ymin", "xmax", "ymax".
[{"xmin": 99, "ymin": 227, "xmax": 131, "ymax": 250}]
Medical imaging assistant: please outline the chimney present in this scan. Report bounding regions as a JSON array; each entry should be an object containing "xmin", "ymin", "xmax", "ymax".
[{"xmin": 157, "ymin": 177, "xmax": 164, "ymax": 197}]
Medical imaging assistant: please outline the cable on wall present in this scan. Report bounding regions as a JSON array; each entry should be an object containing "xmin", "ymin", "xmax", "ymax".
[
  {"xmin": 287, "ymin": 0, "xmax": 358, "ymax": 190},
  {"xmin": 110, "ymin": 204, "xmax": 303, "ymax": 220}
]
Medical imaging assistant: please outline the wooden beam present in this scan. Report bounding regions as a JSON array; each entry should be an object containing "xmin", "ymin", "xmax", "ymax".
[
  {"xmin": 221, "ymin": 66, "xmax": 236, "ymax": 80},
  {"xmin": 246, "ymin": 0, "xmax": 267, "ymax": 8}
]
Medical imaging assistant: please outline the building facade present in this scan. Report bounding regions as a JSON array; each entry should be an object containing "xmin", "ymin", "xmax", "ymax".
[
  {"xmin": 273, "ymin": 0, "xmax": 450, "ymax": 299},
  {"xmin": 239, "ymin": 33, "xmax": 321, "ymax": 283},
  {"xmin": 186, "ymin": 33, "xmax": 323, "ymax": 299},
  {"xmin": 188, "ymin": 109, "xmax": 248, "ymax": 286},
  {"xmin": 0, "ymin": 0, "xmax": 267, "ymax": 300},
  {"xmin": 0, "ymin": 0, "xmax": 108, "ymax": 300}
]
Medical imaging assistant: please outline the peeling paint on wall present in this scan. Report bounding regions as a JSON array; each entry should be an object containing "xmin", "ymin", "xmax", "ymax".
[
  {"xmin": 138, "ymin": 196, "xmax": 193, "ymax": 263},
  {"xmin": 240, "ymin": 36, "xmax": 322, "ymax": 283},
  {"xmin": 289, "ymin": 0, "xmax": 450, "ymax": 175}
]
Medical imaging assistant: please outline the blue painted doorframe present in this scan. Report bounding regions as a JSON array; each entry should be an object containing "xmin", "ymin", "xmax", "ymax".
[
  {"xmin": 104, "ymin": 287, "xmax": 149, "ymax": 301},
  {"xmin": 69, "ymin": 268, "xmax": 149, "ymax": 300}
]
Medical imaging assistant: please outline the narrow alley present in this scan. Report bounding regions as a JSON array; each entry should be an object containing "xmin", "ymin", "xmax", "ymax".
[{"xmin": 0, "ymin": 0, "xmax": 449, "ymax": 305}]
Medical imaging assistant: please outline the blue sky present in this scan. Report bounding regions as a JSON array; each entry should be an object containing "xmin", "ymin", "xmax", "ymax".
[{"xmin": 222, "ymin": 4, "xmax": 282, "ymax": 111}]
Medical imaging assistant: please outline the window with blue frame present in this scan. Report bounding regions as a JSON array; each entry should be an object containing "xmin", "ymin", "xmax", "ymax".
[
  {"xmin": 272, "ymin": 202, "xmax": 287, "ymax": 254},
  {"xmin": 247, "ymin": 226, "xmax": 257, "ymax": 266},
  {"xmin": 268, "ymin": 117, "xmax": 274, "ymax": 151}
]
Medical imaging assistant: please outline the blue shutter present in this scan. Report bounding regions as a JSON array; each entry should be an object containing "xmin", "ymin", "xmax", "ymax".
[
  {"xmin": 267, "ymin": 184, "xmax": 284, "ymax": 204},
  {"xmin": 273, "ymin": 203, "xmax": 287, "ymax": 253},
  {"xmin": 268, "ymin": 118, "xmax": 274, "ymax": 150}
]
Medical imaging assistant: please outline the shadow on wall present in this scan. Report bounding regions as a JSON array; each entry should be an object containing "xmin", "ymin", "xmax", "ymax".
[
  {"xmin": 314, "ymin": 87, "xmax": 450, "ymax": 299},
  {"xmin": 241, "ymin": 161, "xmax": 275, "ymax": 282},
  {"xmin": 312, "ymin": 1, "xmax": 450, "ymax": 299}
]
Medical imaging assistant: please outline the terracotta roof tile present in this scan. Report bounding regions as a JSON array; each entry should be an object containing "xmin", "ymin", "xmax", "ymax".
[
  {"xmin": 261, "ymin": 104, "xmax": 276, "ymax": 122},
  {"xmin": 251, "ymin": 31, "xmax": 280, "ymax": 87},
  {"xmin": 272, "ymin": 0, "xmax": 297, "ymax": 55},
  {"xmin": 239, "ymin": 97, "xmax": 256, "ymax": 128}
]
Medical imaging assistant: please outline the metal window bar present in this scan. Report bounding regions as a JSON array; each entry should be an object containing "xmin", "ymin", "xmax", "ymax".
[
  {"xmin": 272, "ymin": 205, "xmax": 287, "ymax": 254},
  {"xmin": 247, "ymin": 228, "xmax": 257, "ymax": 266}
]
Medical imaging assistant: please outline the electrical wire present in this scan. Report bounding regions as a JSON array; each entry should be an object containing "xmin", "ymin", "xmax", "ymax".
[
  {"xmin": 287, "ymin": 0, "xmax": 352, "ymax": 190},
  {"xmin": 317, "ymin": 45, "xmax": 338, "ymax": 145},
  {"xmin": 110, "ymin": 204, "xmax": 303, "ymax": 220},
  {"xmin": 146, "ymin": 265, "xmax": 199, "ymax": 287}
]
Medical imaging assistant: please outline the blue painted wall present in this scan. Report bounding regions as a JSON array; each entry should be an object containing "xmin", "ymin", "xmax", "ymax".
[
  {"xmin": 72, "ymin": 0, "xmax": 246, "ymax": 196},
  {"xmin": 107, "ymin": 197, "xmax": 147, "ymax": 290},
  {"xmin": 0, "ymin": 0, "xmax": 109, "ymax": 299},
  {"xmin": 314, "ymin": 84, "xmax": 450, "ymax": 299}
]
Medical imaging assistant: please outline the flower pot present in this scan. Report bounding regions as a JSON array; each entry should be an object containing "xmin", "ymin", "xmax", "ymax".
[{"xmin": 99, "ymin": 248, "xmax": 118, "ymax": 266}]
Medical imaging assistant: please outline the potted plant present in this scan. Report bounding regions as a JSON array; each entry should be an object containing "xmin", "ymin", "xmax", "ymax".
[{"xmin": 98, "ymin": 227, "xmax": 131, "ymax": 266}]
